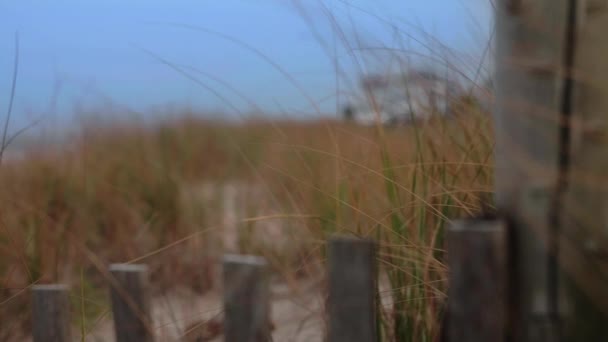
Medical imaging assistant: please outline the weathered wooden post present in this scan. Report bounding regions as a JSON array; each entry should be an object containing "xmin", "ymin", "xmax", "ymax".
[
  {"xmin": 109, "ymin": 264, "xmax": 155, "ymax": 342},
  {"xmin": 223, "ymin": 254, "xmax": 271, "ymax": 342},
  {"xmin": 31, "ymin": 284, "xmax": 72, "ymax": 342},
  {"xmin": 494, "ymin": 0, "xmax": 608, "ymax": 339},
  {"xmin": 446, "ymin": 219, "xmax": 507, "ymax": 342},
  {"xmin": 327, "ymin": 236, "xmax": 377, "ymax": 342}
]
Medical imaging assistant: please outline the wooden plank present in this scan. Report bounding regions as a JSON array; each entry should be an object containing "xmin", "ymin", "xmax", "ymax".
[
  {"xmin": 109, "ymin": 264, "xmax": 154, "ymax": 342},
  {"xmin": 223, "ymin": 254, "xmax": 270, "ymax": 342},
  {"xmin": 31, "ymin": 284, "xmax": 72, "ymax": 342},
  {"xmin": 446, "ymin": 219, "xmax": 507, "ymax": 342},
  {"xmin": 494, "ymin": 1, "xmax": 569, "ymax": 340},
  {"xmin": 327, "ymin": 236, "xmax": 377, "ymax": 342},
  {"xmin": 559, "ymin": 0, "xmax": 608, "ymax": 338}
]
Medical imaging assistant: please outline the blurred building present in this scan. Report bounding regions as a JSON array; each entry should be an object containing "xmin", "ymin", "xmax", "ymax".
[{"xmin": 342, "ymin": 69, "xmax": 465, "ymax": 125}]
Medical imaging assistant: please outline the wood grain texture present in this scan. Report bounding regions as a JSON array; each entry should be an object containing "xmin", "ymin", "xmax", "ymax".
[
  {"xmin": 560, "ymin": 0, "xmax": 608, "ymax": 338},
  {"xmin": 495, "ymin": 0, "xmax": 608, "ymax": 339},
  {"xmin": 223, "ymin": 254, "xmax": 270, "ymax": 342},
  {"xmin": 494, "ymin": 0, "xmax": 568, "ymax": 340},
  {"xmin": 447, "ymin": 220, "xmax": 507, "ymax": 342},
  {"xmin": 109, "ymin": 264, "xmax": 154, "ymax": 342},
  {"xmin": 32, "ymin": 285, "xmax": 72, "ymax": 342},
  {"xmin": 327, "ymin": 236, "xmax": 377, "ymax": 342}
]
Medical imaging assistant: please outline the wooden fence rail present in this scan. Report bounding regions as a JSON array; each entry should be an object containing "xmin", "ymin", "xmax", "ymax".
[{"xmin": 29, "ymin": 226, "xmax": 508, "ymax": 341}]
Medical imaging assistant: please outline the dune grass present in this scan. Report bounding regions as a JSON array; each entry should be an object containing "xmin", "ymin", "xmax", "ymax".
[{"xmin": 0, "ymin": 94, "xmax": 493, "ymax": 340}]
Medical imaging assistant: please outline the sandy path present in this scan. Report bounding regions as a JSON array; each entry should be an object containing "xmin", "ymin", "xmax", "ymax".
[
  {"xmin": 81, "ymin": 278, "xmax": 325, "ymax": 341},
  {"xmin": 79, "ymin": 181, "xmax": 325, "ymax": 341},
  {"xmin": 21, "ymin": 181, "xmax": 386, "ymax": 341}
]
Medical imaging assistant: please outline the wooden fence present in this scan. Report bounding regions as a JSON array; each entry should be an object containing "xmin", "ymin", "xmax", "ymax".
[
  {"xmin": 29, "ymin": 220, "xmax": 506, "ymax": 342},
  {"xmin": 494, "ymin": 0, "xmax": 608, "ymax": 340},
  {"xmin": 27, "ymin": 2, "xmax": 608, "ymax": 340}
]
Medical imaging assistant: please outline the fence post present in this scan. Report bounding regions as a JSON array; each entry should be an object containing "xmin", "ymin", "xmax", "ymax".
[
  {"xmin": 109, "ymin": 264, "xmax": 154, "ymax": 342},
  {"xmin": 223, "ymin": 254, "xmax": 270, "ymax": 342},
  {"xmin": 31, "ymin": 284, "xmax": 72, "ymax": 342},
  {"xmin": 327, "ymin": 235, "xmax": 377, "ymax": 342},
  {"xmin": 446, "ymin": 219, "xmax": 507, "ymax": 342},
  {"xmin": 495, "ymin": 0, "xmax": 608, "ymax": 339}
]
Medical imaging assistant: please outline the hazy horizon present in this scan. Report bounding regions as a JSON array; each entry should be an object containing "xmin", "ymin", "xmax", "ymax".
[{"xmin": 1, "ymin": 1, "xmax": 492, "ymax": 137}]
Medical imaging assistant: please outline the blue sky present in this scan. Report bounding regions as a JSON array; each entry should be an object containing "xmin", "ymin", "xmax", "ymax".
[{"xmin": 0, "ymin": 0, "xmax": 492, "ymax": 132}]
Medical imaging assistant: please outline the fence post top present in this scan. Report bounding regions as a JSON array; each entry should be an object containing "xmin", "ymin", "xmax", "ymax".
[
  {"xmin": 329, "ymin": 234, "xmax": 375, "ymax": 243},
  {"xmin": 223, "ymin": 254, "xmax": 267, "ymax": 267},
  {"xmin": 31, "ymin": 284, "xmax": 69, "ymax": 291},
  {"xmin": 449, "ymin": 218, "xmax": 506, "ymax": 233},
  {"xmin": 109, "ymin": 263, "xmax": 149, "ymax": 273}
]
